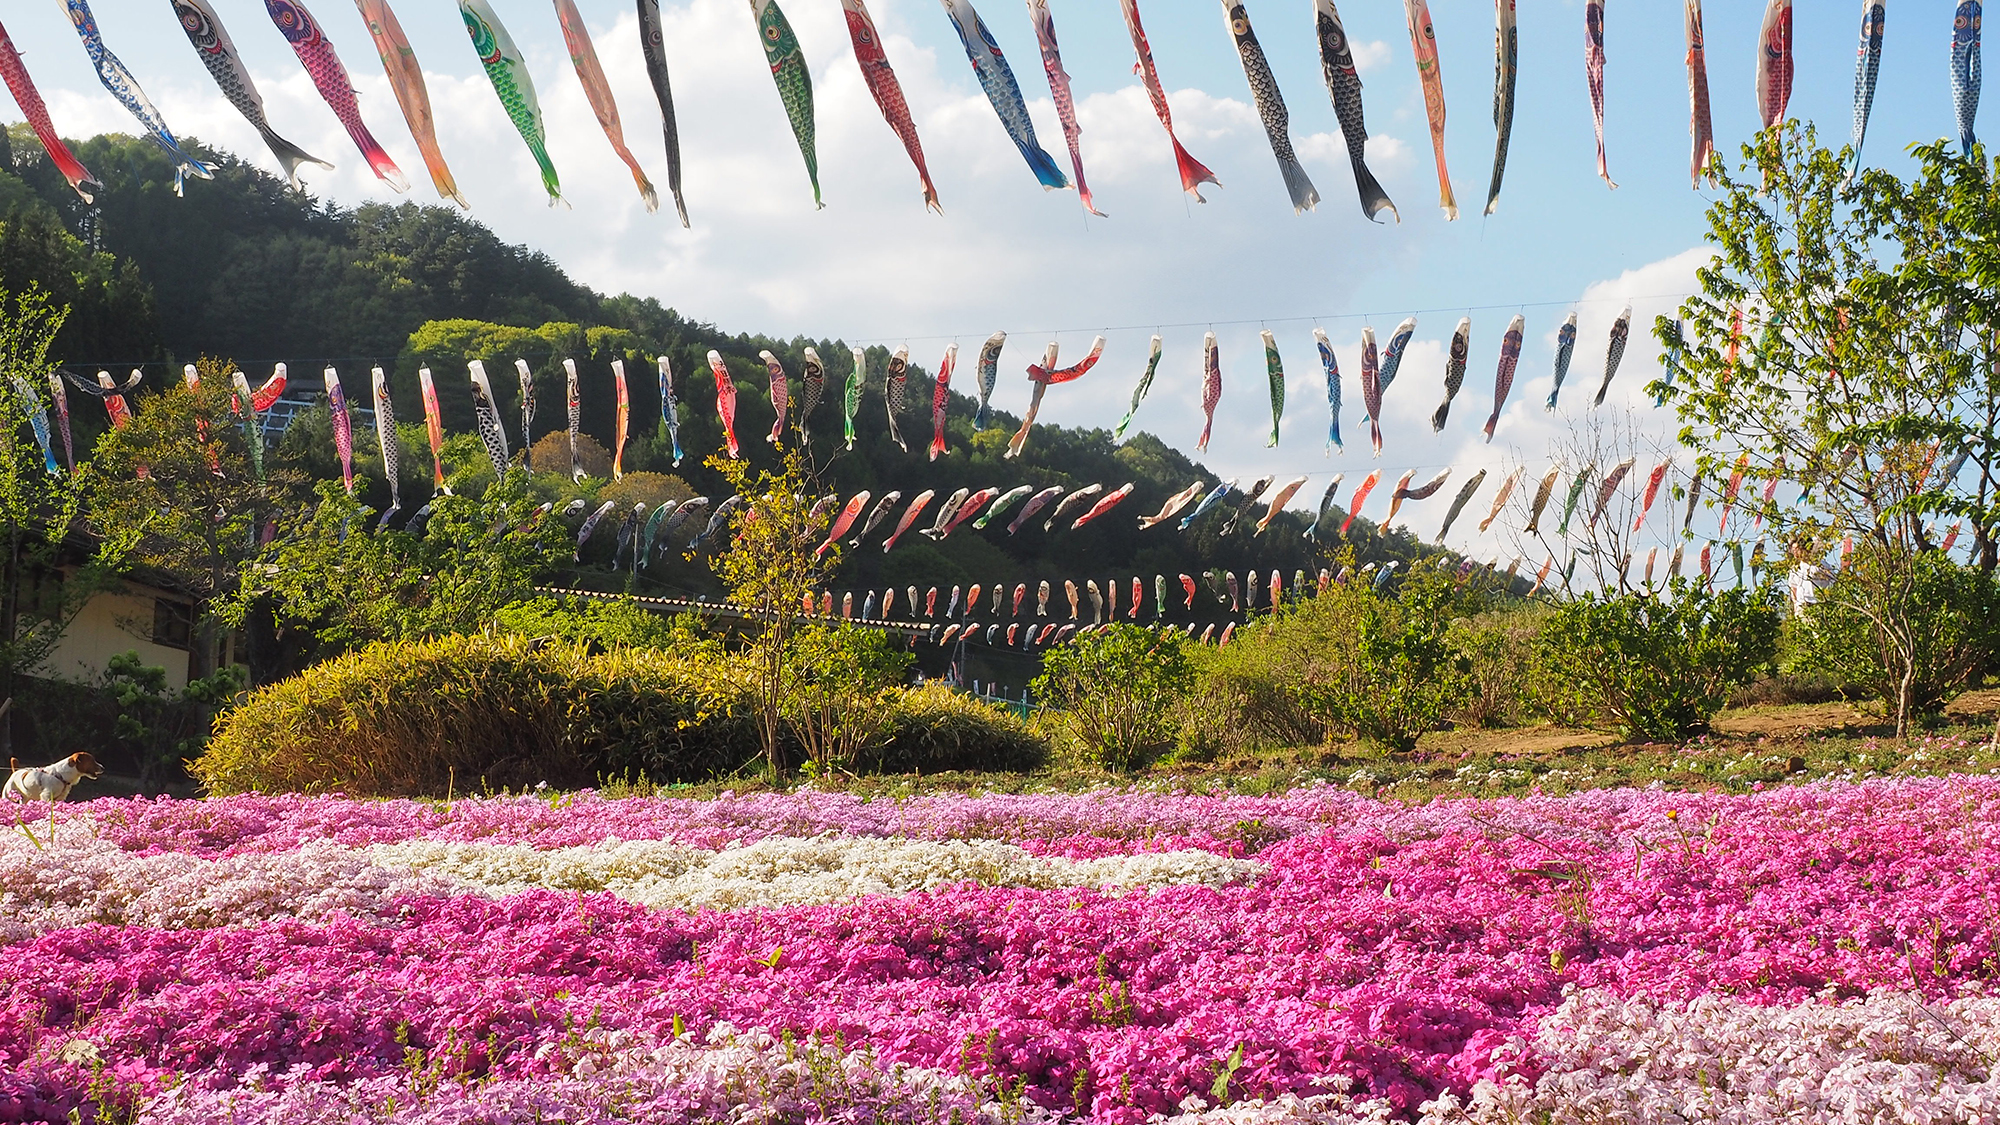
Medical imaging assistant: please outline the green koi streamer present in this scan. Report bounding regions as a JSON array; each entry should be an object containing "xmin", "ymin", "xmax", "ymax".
[
  {"xmin": 458, "ymin": 0, "xmax": 562, "ymax": 204},
  {"xmin": 752, "ymin": 0, "xmax": 820, "ymax": 208},
  {"xmin": 844, "ymin": 347, "xmax": 865, "ymax": 448},
  {"xmin": 1113, "ymin": 335, "xmax": 1162, "ymax": 440},
  {"xmin": 1261, "ymin": 330, "xmax": 1285, "ymax": 446}
]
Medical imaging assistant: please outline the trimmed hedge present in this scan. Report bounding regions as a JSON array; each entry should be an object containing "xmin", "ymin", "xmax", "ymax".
[{"xmin": 196, "ymin": 633, "xmax": 1042, "ymax": 796}]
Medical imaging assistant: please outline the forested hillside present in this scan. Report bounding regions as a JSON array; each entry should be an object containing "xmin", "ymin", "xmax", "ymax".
[{"xmin": 0, "ymin": 128, "xmax": 1461, "ymax": 602}]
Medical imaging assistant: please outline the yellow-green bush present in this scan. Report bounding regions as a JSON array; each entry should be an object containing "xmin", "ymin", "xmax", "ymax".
[
  {"xmin": 196, "ymin": 633, "xmax": 763, "ymax": 796},
  {"xmin": 196, "ymin": 633, "xmax": 1044, "ymax": 795}
]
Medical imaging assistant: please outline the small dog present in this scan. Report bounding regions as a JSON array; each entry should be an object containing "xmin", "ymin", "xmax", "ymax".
[{"xmin": 4, "ymin": 753, "xmax": 104, "ymax": 802}]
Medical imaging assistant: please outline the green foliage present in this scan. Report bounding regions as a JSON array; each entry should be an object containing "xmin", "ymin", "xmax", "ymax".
[
  {"xmin": 102, "ymin": 651, "xmax": 243, "ymax": 793},
  {"xmin": 492, "ymin": 596, "xmax": 703, "ymax": 652},
  {"xmin": 228, "ymin": 475, "xmax": 566, "ymax": 651},
  {"xmin": 1449, "ymin": 604, "xmax": 1549, "ymax": 729},
  {"xmin": 195, "ymin": 632, "xmax": 1040, "ymax": 795},
  {"xmin": 1794, "ymin": 548, "xmax": 2000, "ymax": 724},
  {"xmin": 1532, "ymin": 579, "xmax": 1782, "ymax": 741},
  {"xmin": 784, "ymin": 623, "xmax": 912, "ymax": 776},
  {"xmin": 1032, "ymin": 623, "xmax": 1193, "ymax": 770},
  {"xmin": 1284, "ymin": 559, "xmax": 1477, "ymax": 752}
]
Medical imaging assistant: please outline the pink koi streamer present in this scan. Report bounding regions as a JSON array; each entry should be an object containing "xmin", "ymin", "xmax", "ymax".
[
  {"xmin": 1756, "ymin": 0, "xmax": 1794, "ymax": 133},
  {"xmin": 882, "ymin": 489, "xmax": 934, "ymax": 552},
  {"xmin": 1685, "ymin": 0, "xmax": 1715, "ymax": 186},
  {"xmin": 1585, "ymin": 0, "xmax": 1615, "ymax": 188},
  {"xmin": 326, "ymin": 367, "xmax": 354, "ymax": 493},
  {"xmin": 1483, "ymin": 314, "xmax": 1525, "ymax": 443},
  {"xmin": 759, "ymin": 350, "xmax": 787, "ymax": 445},
  {"xmin": 356, "ymin": 0, "xmax": 463, "ymax": 207},
  {"xmin": 1340, "ymin": 469, "xmax": 1382, "ymax": 536},
  {"xmin": 930, "ymin": 343, "xmax": 955, "ymax": 460},
  {"xmin": 555, "ymin": 0, "xmax": 657, "ymax": 211},
  {"xmin": 47, "ymin": 372, "xmax": 72, "ymax": 471},
  {"xmin": 1589, "ymin": 456, "xmax": 1638, "ymax": 528},
  {"xmin": 1360, "ymin": 327, "xmax": 1382, "ymax": 455},
  {"xmin": 262, "ymin": 0, "xmax": 409, "ymax": 191},
  {"xmin": 1028, "ymin": 0, "xmax": 1103, "ymax": 217},
  {"xmin": 1478, "ymin": 465, "xmax": 1524, "ymax": 532},
  {"xmin": 1254, "ymin": 475, "xmax": 1308, "ymax": 534},
  {"xmin": 0, "ymin": 23, "xmax": 99, "ymax": 202},
  {"xmin": 707, "ymin": 350, "xmax": 740, "ymax": 458},
  {"xmin": 1120, "ymin": 0, "xmax": 1219, "ymax": 201},
  {"xmin": 841, "ymin": 0, "xmax": 938, "ymax": 211},
  {"xmin": 1720, "ymin": 451, "xmax": 1750, "ymax": 532},
  {"xmin": 1008, "ymin": 336, "xmax": 1103, "ymax": 459},
  {"xmin": 1198, "ymin": 332, "xmax": 1222, "ymax": 452}
]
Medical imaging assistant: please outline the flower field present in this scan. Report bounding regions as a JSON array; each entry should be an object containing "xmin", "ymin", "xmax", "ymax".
[{"xmin": 4, "ymin": 779, "xmax": 1999, "ymax": 1123}]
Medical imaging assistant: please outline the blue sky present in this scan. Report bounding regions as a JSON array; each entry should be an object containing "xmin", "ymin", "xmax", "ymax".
[{"xmin": 0, "ymin": 0, "xmax": 1975, "ymax": 566}]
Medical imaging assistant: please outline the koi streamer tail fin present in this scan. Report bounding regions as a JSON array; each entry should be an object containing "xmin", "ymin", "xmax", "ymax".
[
  {"xmin": 1351, "ymin": 158, "xmax": 1398, "ymax": 223},
  {"xmin": 259, "ymin": 126, "xmax": 335, "ymax": 190},
  {"xmin": 1021, "ymin": 142, "xmax": 1068, "ymax": 191},
  {"xmin": 1277, "ymin": 156, "xmax": 1320, "ymax": 214},
  {"xmin": 1170, "ymin": 135, "xmax": 1220, "ymax": 199}
]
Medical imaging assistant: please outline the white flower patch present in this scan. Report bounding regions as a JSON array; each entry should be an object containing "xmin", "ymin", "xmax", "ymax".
[
  {"xmin": 368, "ymin": 834, "xmax": 1266, "ymax": 912},
  {"xmin": 1463, "ymin": 988, "xmax": 2000, "ymax": 1123}
]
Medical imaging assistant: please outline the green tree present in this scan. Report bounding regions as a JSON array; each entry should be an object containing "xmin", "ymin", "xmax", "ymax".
[
  {"xmin": 84, "ymin": 376, "xmax": 303, "ymax": 679},
  {"xmin": 784, "ymin": 623, "xmax": 912, "ymax": 776},
  {"xmin": 705, "ymin": 446, "xmax": 832, "ymax": 778},
  {"xmin": 0, "ymin": 285, "xmax": 122, "ymax": 753},
  {"xmin": 1654, "ymin": 123, "xmax": 1998, "ymax": 734},
  {"xmin": 1794, "ymin": 545, "xmax": 1999, "ymax": 722},
  {"xmin": 231, "ymin": 475, "xmax": 568, "ymax": 652}
]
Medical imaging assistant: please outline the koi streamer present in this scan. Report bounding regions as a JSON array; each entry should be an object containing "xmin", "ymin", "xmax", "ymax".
[
  {"xmin": 942, "ymin": 0, "xmax": 1066, "ymax": 190},
  {"xmin": 1484, "ymin": 314, "xmax": 1525, "ymax": 442},
  {"xmin": 1114, "ymin": 335, "xmax": 1162, "ymax": 440},
  {"xmin": 1261, "ymin": 330, "xmax": 1284, "ymax": 446},
  {"xmin": 1198, "ymin": 332, "xmax": 1222, "ymax": 453},
  {"xmin": 1316, "ymin": 0, "xmax": 1396, "ymax": 221},
  {"xmin": 1584, "ymin": 0, "xmax": 1615, "ymax": 188},
  {"xmin": 1685, "ymin": 0, "xmax": 1715, "ymax": 186},
  {"xmin": 799, "ymin": 347, "xmax": 826, "ymax": 442},
  {"xmin": 842, "ymin": 0, "xmax": 938, "ymax": 212},
  {"xmin": 564, "ymin": 358, "xmax": 584, "ymax": 480},
  {"xmin": 173, "ymin": 0, "xmax": 330, "ymax": 191},
  {"xmin": 1435, "ymin": 469, "xmax": 1487, "ymax": 542},
  {"xmin": 1254, "ymin": 476, "xmax": 1307, "ymax": 534},
  {"xmin": 1955, "ymin": 2, "xmax": 1982, "ymax": 155},
  {"xmin": 47, "ymin": 372, "xmax": 72, "ymax": 472},
  {"xmin": 1634, "ymin": 459, "xmax": 1671, "ymax": 531},
  {"xmin": 1589, "ymin": 456, "xmax": 1638, "ymax": 528},
  {"xmin": 0, "ymin": 23, "xmax": 99, "ymax": 203},
  {"xmin": 1432, "ymin": 317, "xmax": 1470, "ymax": 431},
  {"xmin": 1359, "ymin": 327, "xmax": 1381, "ymax": 455},
  {"xmin": 1479, "ymin": 464, "xmax": 1524, "ymax": 532},
  {"xmin": 1524, "ymin": 464, "xmax": 1561, "ymax": 533},
  {"xmin": 885, "ymin": 347, "xmax": 909, "ymax": 452},
  {"xmin": 1403, "ymin": 0, "xmax": 1457, "ymax": 220},
  {"xmin": 974, "ymin": 485, "xmax": 1031, "ymax": 529},
  {"xmin": 1593, "ymin": 304, "xmax": 1633, "ymax": 406},
  {"xmin": 371, "ymin": 367, "xmax": 401, "ymax": 527},
  {"xmin": 1226, "ymin": 0, "xmax": 1318, "ymax": 213},
  {"xmin": 1387, "ymin": 468, "xmax": 1449, "ymax": 527},
  {"xmin": 61, "ymin": 0, "xmax": 214, "ymax": 194},
  {"xmin": 612, "ymin": 359, "xmax": 630, "ymax": 477},
  {"xmin": 1139, "ymin": 481, "xmax": 1204, "ymax": 529},
  {"xmin": 882, "ymin": 489, "xmax": 935, "ymax": 552},
  {"xmin": 9, "ymin": 378, "xmax": 55, "ymax": 476},
  {"xmin": 759, "ymin": 351, "xmax": 788, "ymax": 445},
  {"xmin": 636, "ymin": 0, "xmax": 690, "ymax": 225},
  {"xmin": 1120, "ymin": 0, "xmax": 1218, "ymax": 201},
  {"xmin": 1339, "ymin": 469, "xmax": 1381, "ymax": 535},
  {"xmin": 851, "ymin": 490, "xmax": 900, "ymax": 544},
  {"xmin": 460, "ymin": 0, "xmax": 562, "ymax": 205},
  {"xmin": 514, "ymin": 358, "xmax": 536, "ymax": 454},
  {"xmin": 418, "ymin": 367, "xmax": 449, "ymax": 493},
  {"xmin": 930, "ymin": 343, "xmax": 955, "ymax": 460},
  {"xmin": 230, "ymin": 371, "xmax": 265, "ymax": 481},
  {"xmin": 555, "ymin": 0, "xmax": 656, "ymax": 211},
  {"xmin": 1072, "ymin": 484, "xmax": 1134, "ymax": 530},
  {"xmin": 845, "ymin": 348, "xmax": 865, "ymax": 449},
  {"xmin": 1849, "ymin": 1, "xmax": 1885, "ymax": 179},
  {"xmin": 1377, "ymin": 318, "xmax": 1418, "ymax": 398},
  {"xmin": 1303, "ymin": 475, "xmax": 1343, "ymax": 540},
  {"xmin": 1756, "ymin": 0, "xmax": 1795, "ymax": 135},
  {"xmin": 1547, "ymin": 313, "xmax": 1581, "ymax": 410},
  {"xmin": 468, "ymin": 361, "xmax": 509, "ymax": 476},
  {"xmin": 1313, "ymin": 328, "xmax": 1342, "ymax": 451},
  {"xmin": 323, "ymin": 368, "xmax": 354, "ymax": 493},
  {"xmin": 708, "ymin": 350, "xmax": 740, "ymax": 458},
  {"xmin": 1008, "ymin": 336, "xmax": 1103, "ymax": 458},
  {"xmin": 753, "ymin": 0, "xmax": 821, "ymax": 207},
  {"xmin": 357, "ymin": 0, "xmax": 462, "ymax": 207},
  {"xmin": 1554, "ymin": 463, "xmax": 1593, "ymax": 535},
  {"xmin": 1486, "ymin": 0, "xmax": 1517, "ymax": 214},
  {"xmin": 971, "ymin": 332, "xmax": 1006, "ymax": 430},
  {"xmin": 1178, "ymin": 478, "xmax": 1234, "ymax": 531},
  {"xmin": 1028, "ymin": 0, "xmax": 1102, "ymax": 216},
  {"xmin": 817, "ymin": 491, "xmax": 869, "ymax": 556},
  {"xmin": 264, "ymin": 0, "xmax": 407, "ymax": 192},
  {"xmin": 657, "ymin": 356, "xmax": 684, "ymax": 467}
]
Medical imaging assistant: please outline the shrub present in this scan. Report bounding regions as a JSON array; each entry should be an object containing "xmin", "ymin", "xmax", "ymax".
[
  {"xmin": 1449, "ymin": 604, "xmax": 1548, "ymax": 729},
  {"xmin": 1793, "ymin": 547, "xmax": 2000, "ymax": 731},
  {"xmin": 1286, "ymin": 560, "xmax": 1475, "ymax": 752},
  {"xmin": 1179, "ymin": 622, "xmax": 1327, "ymax": 756},
  {"xmin": 1532, "ymin": 578, "xmax": 1782, "ymax": 741},
  {"xmin": 493, "ymin": 596, "xmax": 712, "ymax": 653},
  {"xmin": 1032, "ymin": 624, "xmax": 1194, "ymax": 770},
  {"xmin": 196, "ymin": 633, "xmax": 764, "ymax": 796},
  {"xmin": 867, "ymin": 683, "xmax": 1047, "ymax": 774},
  {"xmin": 784, "ymin": 624, "xmax": 913, "ymax": 775}
]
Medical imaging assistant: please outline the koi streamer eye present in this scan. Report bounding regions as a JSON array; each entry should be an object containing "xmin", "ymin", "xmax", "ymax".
[{"xmin": 1232, "ymin": 18, "xmax": 1248, "ymax": 34}]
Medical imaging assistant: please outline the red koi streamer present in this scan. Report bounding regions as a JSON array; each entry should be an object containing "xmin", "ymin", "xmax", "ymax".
[
  {"xmin": 930, "ymin": 343, "xmax": 955, "ymax": 461},
  {"xmin": 707, "ymin": 350, "xmax": 740, "ymax": 458},
  {"xmin": 1119, "ymin": 0, "xmax": 1219, "ymax": 201},
  {"xmin": 1340, "ymin": 469, "xmax": 1382, "ymax": 535},
  {"xmin": 0, "ymin": 23, "xmax": 99, "ymax": 202}
]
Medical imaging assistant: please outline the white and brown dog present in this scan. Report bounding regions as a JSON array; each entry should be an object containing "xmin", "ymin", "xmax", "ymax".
[{"xmin": 4, "ymin": 753, "xmax": 104, "ymax": 802}]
